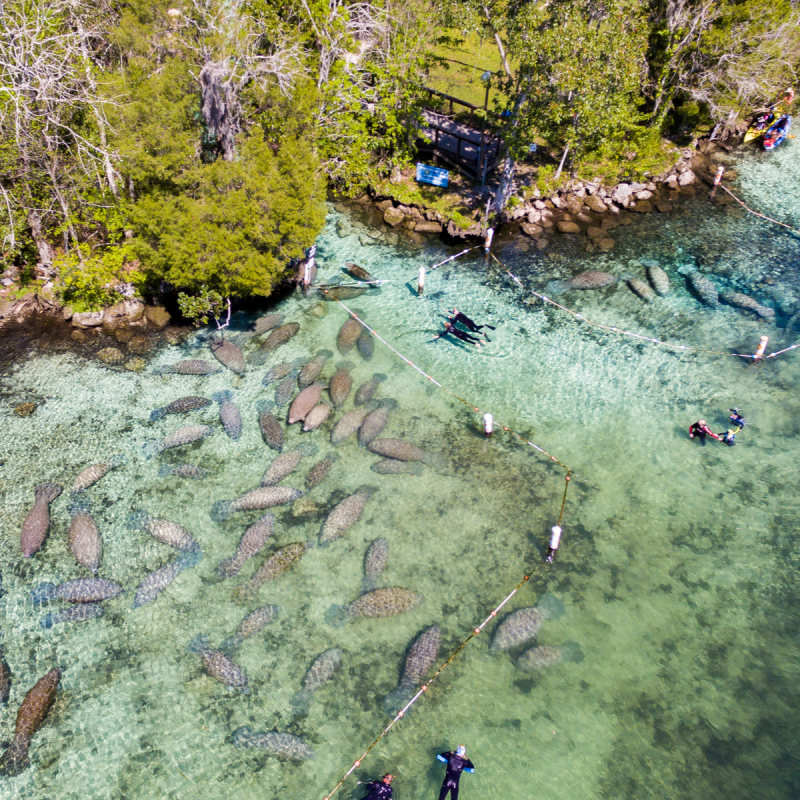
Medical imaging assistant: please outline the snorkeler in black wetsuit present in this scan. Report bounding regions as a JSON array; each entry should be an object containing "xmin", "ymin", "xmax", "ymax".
[
  {"xmin": 436, "ymin": 746, "xmax": 474, "ymax": 800},
  {"xmin": 448, "ymin": 309, "xmax": 496, "ymax": 340},
  {"xmin": 360, "ymin": 774, "xmax": 394, "ymax": 799},
  {"xmin": 433, "ymin": 321, "xmax": 483, "ymax": 347}
]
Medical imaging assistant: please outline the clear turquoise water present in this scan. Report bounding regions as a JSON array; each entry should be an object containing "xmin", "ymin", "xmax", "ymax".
[{"xmin": 1, "ymin": 142, "xmax": 799, "ymax": 800}]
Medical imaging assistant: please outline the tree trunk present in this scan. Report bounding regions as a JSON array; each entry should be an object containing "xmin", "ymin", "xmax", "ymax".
[
  {"xmin": 490, "ymin": 92, "xmax": 528, "ymax": 216},
  {"xmin": 554, "ymin": 145, "xmax": 570, "ymax": 180},
  {"xmin": 27, "ymin": 210, "xmax": 55, "ymax": 266},
  {"xmin": 484, "ymin": 6, "xmax": 513, "ymax": 78}
]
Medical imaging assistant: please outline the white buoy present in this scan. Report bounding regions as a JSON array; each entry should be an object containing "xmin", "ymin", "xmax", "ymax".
[
  {"xmin": 754, "ymin": 335, "xmax": 769, "ymax": 361},
  {"xmin": 483, "ymin": 412, "xmax": 493, "ymax": 437},
  {"xmin": 303, "ymin": 258, "xmax": 313, "ymax": 288},
  {"xmin": 545, "ymin": 525, "xmax": 562, "ymax": 563},
  {"xmin": 418, "ymin": 266, "xmax": 425, "ymax": 295},
  {"xmin": 484, "ymin": 227, "xmax": 494, "ymax": 253}
]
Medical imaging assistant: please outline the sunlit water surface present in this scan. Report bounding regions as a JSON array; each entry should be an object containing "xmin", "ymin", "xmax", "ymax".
[{"xmin": 1, "ymin": 142, "xmax": 800, "ymax": 800}]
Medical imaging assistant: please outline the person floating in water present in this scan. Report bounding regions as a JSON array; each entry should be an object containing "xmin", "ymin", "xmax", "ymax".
[
  {"xmin": 689, "ymin": 420, "xmax": 720, "ymax": 444},
  {"xmin": 728, "ymin": 408, "xmax": 746, "ymax": 429},
  {"xmin": 433, "ymin": 321, "xmax": 484, "ymax": 347},
  {"xmin": 448, "ymin": 309, "xmax": 496, "ymax": 340},
  {"xmin": 359, "ymin": 774, "xmax": 395, "ymax": 799},
  {"xmin": 436, "ymin": 745, "xmax": 474, "ymax": 800},
  {"xmin": 718, "ymin": 428, "xmax": 738, "ymax": 446}
]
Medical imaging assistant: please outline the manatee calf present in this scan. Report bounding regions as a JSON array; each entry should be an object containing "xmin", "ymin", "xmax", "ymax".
[
  {"xmin": 490, "ymin": 594, "xmax": 565, "ymax": 651},
  {"xmin": 547, "ymin": 271, "xmax": 618, "ymax": 294},
  {"xmin": 210, "ymin": 338, "xmax": 246, "ymax": 375},
  {"xmin": 40, "ymin": 602, "xmax": 104, "ymax": 629},
  {"xmin": 337, "ymin": 318, "xmax": 362, "ymax": 355},
  {"xmin": 367, "ymin": 438, "xmax": 426, "ymax": 462},
  {"xmin": 288, "ymin": 383, "xmax": 325, "ymax": 424},
  {"xmin": 129, "ymin": 511, "xmax": 199, "ymax": 552},
  {"xmin": 362, "ymin": 537, "xmax": 389, "ymax": 594},
  {"xmin": 320, "ymin": 488, "xmax": 373, "ymax": 545},
  {"xmin": 274, "ymin": 374, "xmax": 299, "ymax": 407},
  {"xmin": 0, "ymin": 647, "xmax": 9, "ymax": 705},
  {"xmin": 232, "ymin": 542, "xmax": 308, "ymax": 603},
  {"xmin": 678, "ymin": 265, "xmax": 718, "ymax": 307},
  {"xmin": 253, "ymin": 313, "xmax": 284, "ymax": 335},
  {"xmin": 330, "ymin": 407, "xmax": 369, "ymax": 444},
  {"xmin": 290, "ymin": 648, "xmax": 344, "ymax": 714},
  {"xmin": 643, "ymin": 262, "xmax": 670, "ymax": 296},
  {"xmin": 220, "ymin": 605, "xmax": 279, "ymax": 652},
  {"xmin": 622, "ymin": 273, "xmax": 656, "ymax": 302},
  {"xmin": 371, "ymin": 459, "xmax": 424, "ymax": 475},
  {"xmin": 20, "ymin": 483, "xmax": 62, "ymax": 558},
  {"xmin": 31, "ymin": 578, "xmax": 124, "ymax": 605},
  {"xmin": 357, "ymin": 328, "xmax": 374, "ymax": 360},
  {"xmin": 188, "ymin": 635, "xmax": 249, "ymax": 692},
  {"xmin": 158, "ymin": 464, "xmax": 207, "ymax": 480},
  {"xmin": 231, "ymin": 727, "xmax": 314, "ymax": 760},
  {"xmin": 327, "ymin": 587, "xmax": 423, "ymax": 625},
  {"xmin": 257, "ymin": 402, "xmax": 285, "ymax": 451},
  {"xmin": 217, "ymin": 514, "xmax": 274, "ymax": 578},
  {"xmin": 262, "ymin": 360, "xmax": 303, "ymax": 386},
  {"xmin": 358, "ymin": 403, "xmax": 393, "ymax": 447},
  {"xmin": 329, "ymin": 366, "xmax": 353, "ymax": 409},
  {"xmin": 305, "ymin": 454, "xmax": 339, "ymax": 490},
  {"xmin": 153, "ymin": 360, "xmax": 222, "ymax": 376},
  {"xmin": 149, "ymin": 396, "xmax": 211, "ymax": 422},
  {"xmin": 133, "ymin": 548, "xmax": 201, "ymax": 608},
  {"xmin": 345, "ymin": 262, "xmax": 374, "ymax": 282},
  {"xmin": 144, "ymin": 425, "xmax": 212, "ymax": 458},
  {"xmin": 261, "ymin": 322, "xmax": 300, "ymax": 352},
  {"xmin": 383, "ymin": 625, "xmax": 441, "ymax": 715},
  {"xmin": 213, "ymin": 391, "xmax": 243, "ymax": 440},
  {"xmin": 0, "ymin": 667, "xmax": 61, "ymax": 776},
  {"xmin": 298, "ymin": 350, "xmax": 333, "ymax": 389},
  {"xmin": 721, "ymin": 291, "xmax": 775, "ymax": 320},
  {"xmin": 71, "ymin": 454, "xmax": 127, "ymax": 491},
  {"xmin": 260, "ymin": 447, "xmax": 316, "ymax": 487},
  {"xmin": 67, "ymin": 497, "xmax": 102, "ymax": 573},
  {"xmin": 212, "ymin": 486, "xmax": 302, "ymax": 522},
  {"xmin": 516, "ymin": 642, "xmax": 584, "ymax": 671},
  {"xmin": 355, "ymin": 374, "xmax": 387, "ymax": 406},
  {"xmin": 303, "ymin": 403, "xmax": 332, "ymax": 432}
]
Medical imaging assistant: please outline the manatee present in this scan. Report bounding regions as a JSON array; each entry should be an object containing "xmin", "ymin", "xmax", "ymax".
[
  {"xmin": 356, "ymin": 328, "xmax": 374, "ymax": 360},
  {"xmin": 290, "ymin": 648, "xmax": 344, "ymax": 714},
  {"xmin": 345, "ymin": 262, "xmax": 374, "ymax": 282},
  {"xmin": 288, "ymin": 383, "xmax": 325, "ymax": 424},
  {"xmin": 231, "ymin": 727, "xmax": 314, "ymax": 760},
  {"xmin": 150, "ymin": 397, "xmax": 211, "ymax": 422},
  {"xmin": 383, "ymin": 625, "xmax": 441, "ymax": 715},
  {"xmin": 305, "ymin": 454, "xmax": 339, "ymax": 490},
  {"xmin": 67, "ymin": 497, "xmax": 102, "ymax": 573},
  {"xmin": 721, "ymin": 291, "xmax": 775, "ymax": 320},
  {"xmin": 261, "ymin": 322, "xmax": 300, "ymax": 352},
  {"xmin": 144, "ymin": 425, "xmax": 212, "ymax": 458},
  {"xmin": 253, "ymin": 313, "xmax": 285, "ymax": 335},
  {"xmin": 367, "ymin": 438, "xmax": 426, "ymax": 462},
  {"xmin": 678, "ymin": 265, "xmax": 718, "ymax": 307},
  {"xmin": 361, "ymin": 537, "xmax": 389, "ymax": 594},
  {"xmin": 547, "ymin": 271, "xmax": 618, "ymax": 294},
  {"xmin": 31, "ymin": 578, "xmax": 124, "ymax": 605},
  {"xmin": 210, "ymin": 338, "xmax": 246, "ymax": 375},
  {"xmin": 257, "ymin": 403, "xmax": 284, "ymax": 451},
  {"xmin": 213, "ymin": 391, "xmax": 243, "ymax": 440},
  {"xmin": 188, "ymin": 635, "xmax": 249, "ymax": 692},
  {"xmin": 322, "ymin": 286, "xmax": 367, "ymax": 301},
  {"xmin": 233, "ymin": 543, "xmax": 308, "ymax": 603},
  {"xmin": 320, "ymin": 488, "xmax": 373, "ymax": 545},
  {"xmin": 622, "ymin": 273, "xmax": 656, "ymax": 302},
  {"xmin": 358, "ymin": 403, "xmax": 392, "ymax": 447},
  {"xmin": 260, "ymin": 447, "xmax": 315, "ymax": 487},
  {"xmin": 133, "ymin": 548, "xmax": 201, "ymax": 608},
  {"xmin": 129, "ymin": 511, "xmax": 200, "ymax": 552},
  {"xmin": 274, "ymin": 374, "xmax": 299, "ymax": 407},
  {"xmin": 20, "ymin": 483, "xmax": 62, "ymax": 558},
  {"xmin": 262, "ymin": 360, "xmax": 303, "ymax": 386},
  {"xmin": 0, "ymin": 647, "xmax": 9, "ymax": 705},
  {"xmin": 153, "ymin": 360, "xmax": 222, "ymax": 376},
  {"xmin": 516, "ymin": 641, "xmax": 584, "ymax": 671},
  {"xmin": 337, "ymin": 318, "xmax": 362, "ymax": 355},
  {"xmin": 71, "ymin": 454, "xmax": 127, "ymax": 491},
  {"xmin": 490, "ymin": 594, "xmax": 566, "ymax": 651},
  {"xmin": 644, "ymin": 263, "xmax": 670, "ymax": 296},
  {"xmin": 298, "ymin": 350, "xmax": 333, "ymax": 389},
  {"xmin": 327, "ymin": 587, "xmax": 423, "ymax": 625},
  {"xmin": 330, "ymin": 407, "xmax": 369, "ymax": 444},
  {"xmin": 371, "ymin": 458, "xmax": 424, "ymax": 475},
  {"xmin": 355, "ymin": 374, "xmax": 387, "ymax": 406},
  {"xmin": 302, "ymin": 403, "xmax": 332, "ymax": 432},
  {"xmin": 0, "ymin": 667, "xmax": 61, "ymax": 776},
  {"xmin": 329, "ymin": 366, "xmax": 352, "ymax": 409},
  {"xmin": 158, "ymin": 464, "xmax": 207, "ymax": 480},
  {"xmin": 220, "ymin": 605, "xmax": 279, "ymax": 652},
  {"xmin": 217, "ymin": 514, "xmax": 274, "ymax": 578},
  {"xmin": 40, "ymin": 602, "xmax": 104, "ymax": 629},
  {"xmin": 211, "ymin": 486, "xmax": 302, "ymax": 522}
]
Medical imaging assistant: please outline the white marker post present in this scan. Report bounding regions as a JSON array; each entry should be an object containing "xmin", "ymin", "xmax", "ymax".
[
  {"xmin": 753, "ymin": 335, "xmax": 769, "ymax": 362},
  {"xmin": 483, "ymin": 412, "xmax": 493, "ymax": 438},
  {"xmin": 417, "ymin": 266, "xmax": 426, "ymax": 296},
  {"xmin": 545, "ymin": 525, "xmax": 562, "ymax": 563},
  {"xmin": 484, "ymin": 227, "xmax": 494, "ymax": 253}
]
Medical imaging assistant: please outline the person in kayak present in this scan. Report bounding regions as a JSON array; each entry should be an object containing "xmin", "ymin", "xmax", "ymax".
[
  {"xmin": 359, "ymin": 774, "xmax": 395, "ymax": 799},
  {"xmin": 436, "ymin": 745, "xmax": 474, "ymax": 800},
  {"xmin": 689, "ymin": 420, "xmax": 720, "ymax": 444},
  {"xmin": 433, "ymin": 321, "xmax": 483, "ymax": 347},
  {"xmin": 448, "ymin": 309, "xmax": 496, "ymax": 339}
]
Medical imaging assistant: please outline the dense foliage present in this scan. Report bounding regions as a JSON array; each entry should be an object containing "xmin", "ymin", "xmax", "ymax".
[{"xmin": 0, "ymin": 0, "xmax": 797, "ymax": 306}]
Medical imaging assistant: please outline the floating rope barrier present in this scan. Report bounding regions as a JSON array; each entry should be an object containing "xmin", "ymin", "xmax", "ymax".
[
  {"xmin": 488, "ymin": 251, "xmax": 798, "ymax": 361},
  {"xmin": 426, "ymin": 245, "xmax": 482, "ymax": 271},
  {"xmin": 717, "ymin": 182, "xmax": 800, "ymax": 237},
  {"xmin": 321, "ymin": 475, "xmax": 570, "ymax": 800}
]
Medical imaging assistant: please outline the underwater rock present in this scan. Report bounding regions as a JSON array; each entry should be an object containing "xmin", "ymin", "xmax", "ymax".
[
  {"xmin": 13, "ymin": 402, "xmax": 37, "ymax": 417},
  {"xmin": 127, "ymin": 335, "xmax": 153, "ymax": 355},
  {"xmin": 96, "ymin": 347, "xmax": 124, "ymax": 365},
  {"xmin": 125, "ymin": 358, "xmax": 147, "ymax": 372}
]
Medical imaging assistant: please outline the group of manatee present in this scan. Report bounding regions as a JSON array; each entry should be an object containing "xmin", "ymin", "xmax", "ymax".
[{"xmin": 4, "ymin": 272, "xmax": 581, "ymax": 777}]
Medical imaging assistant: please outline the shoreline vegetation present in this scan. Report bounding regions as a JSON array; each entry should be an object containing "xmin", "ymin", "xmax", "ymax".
[{"xmin": 0, "ymin": 0, "xmax": 798, "ymax": 328}]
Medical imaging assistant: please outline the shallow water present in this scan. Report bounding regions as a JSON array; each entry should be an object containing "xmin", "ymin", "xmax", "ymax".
[{"xmin": 1, "ymin": 142, "xmax": 800, "ymax": 800}]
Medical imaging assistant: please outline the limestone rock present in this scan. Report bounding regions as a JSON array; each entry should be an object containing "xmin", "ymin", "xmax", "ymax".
[
  {"xmin": 656, "ymin": 201, "xmax": 673, "ymax": 213},
  {"xmin": 97, "ymin": 347, "xmax": 124, "ymax": 365},
  {"xmin": 565, "ymin": 195, "xmax": 584, "ymax": 216},
  {"xmin": 533, "ymin": 200, "xmax": 546, "ymax": 210},
  {"xmin": 631, "ymin": 201, "xmax": 652, "ymax": 214},
  {"xmin": 72, "ymin": 311, "xmax": 104, "ymax": 328},
  {"xmin": 520, "ymin": 222, "xmax": 543, "ymax": 238},
  {"xmin": 145, "ymin": 305, "xmax": 171, "ymax": 329},
  {"xmin": 535, "ymin": 237, "xmax": 548, "ymax": 251},
  {"xmin": 600, "ymin": 217, "xmax": 618, "ymax": 230},
  {"xmin": 618, "ymin": 214, "xmax": 634, "ymax": 226},
  {"xmin": 611, "ymin": 184, "xmax": 633, "ymax": 204},
  {"xmin": 114, "ymin": 328, "xmax": 134, "ymax": 344},
  {"xmin": 598, "ymin": 237, "xmax": 615, "ymax": 251},
  {"xmin": 586, "ymin": 226, "xmax": 605, "ymax": 240},
  {"xmin": 556, "ymin": 220, "xmax": 580, "ymax": 234},
  {"xmin": 383, "ymin": 206, "xmax": 405, "ymax": 227},
  {"xmin": 414, "ymin": 221, "xmax": 443, "ymax": 234},
  {"xmin": 128, "ymin": 335, "xmax": 153, "ymax": 355},
  {"xmin": 71, "ymin": 329, "xmax": 88, "ymax": 342},
  {"xmin": 636, "ymin": 190, "xmax": 653, "ymax": 200},
  {"xmin": 14, "ymin": 402, "xmax": 37, "ymax": 417},
  {"xmin": 575, "ymin": 212, "xmax": 594, "ymax": 225},
  {"xmin": 527, "ymin": 210, "xmax": 541, "ymax": 224},
  {"xmin": 62, "ymin": 306, "xmax": 74, "ymax": 321},
  {"xmin": 375, "ymin": 199, "xmax": 392, "ymax": 212},
  {"xmin": 678, "ymin": 170, "xmax": 695, "ymax": 186},
  {"xmin": 585, "ymin": 195, "xmax": 607, "ymax": 214},
  {"xmin": 124, "ymin": 357, "xmax": 147, "ymax": 372}
]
